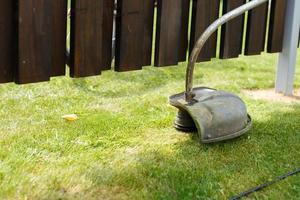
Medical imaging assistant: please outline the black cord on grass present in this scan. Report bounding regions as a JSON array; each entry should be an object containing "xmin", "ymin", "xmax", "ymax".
[{"xmin": 229, "ymin": 168, "xmax": 300, "ymax": 200}]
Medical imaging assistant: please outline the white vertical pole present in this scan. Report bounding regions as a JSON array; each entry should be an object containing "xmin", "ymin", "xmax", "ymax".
[{"xmin": 275, "ymin": 0, "xmax": 300, "ymax": 95}]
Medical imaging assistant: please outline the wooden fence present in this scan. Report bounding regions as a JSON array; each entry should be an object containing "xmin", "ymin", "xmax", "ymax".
[{"xmin": 0, "ymin": 0, "xmax": 297, "ymax": 84}]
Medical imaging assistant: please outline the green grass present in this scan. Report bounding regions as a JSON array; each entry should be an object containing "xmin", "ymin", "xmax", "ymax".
[{"xmin": 0, "ymin": 51, "xmax": 300, "ymax": 200}]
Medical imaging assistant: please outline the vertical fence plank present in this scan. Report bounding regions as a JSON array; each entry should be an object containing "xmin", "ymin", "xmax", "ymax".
[
  {"xmin": 70, "ymin": 0, "xmax": 102, "ymax": 77},
  {"xmin": 155, "ymin": 0, "xmax": 182, "ymax": 67},
  {"xmin": 51, "ymin": 0, "xmax": 67, "ymax": 76},
  {"xmin": 0, "ymin": 0, "xmax": 293, "ymax": 86},
  {"xmin": 17, "ymin": 0, "xmax": 52, "ymax": 84},
  {"xmin": 0, "ymin": 1, "xmax": 15, "ymax": 83},
  {"xmin": 115, "ymin": 0, "xmax": 143, "ymax": 71},
  {"xmin": 178, "ymin": 0, "xmax": 190, "ymax": 62},
  {"xmin": 245, "ymin": 0, "xmax": 268, "ymax": 55},
  {"xmin": 190, "ymin": 0, "xmax": 219, "ymax": 61},
  {"xmin": 220, "ymin": 0, "xmax": 246, "ymax": 59},
  {"xmin": 142, "ymin": 0, "xmax": 155, "ymax": 66},
  {"xmin": 267, "ymin": 0, "xmax": 287, "ymax": 53},
  {"xmin": 115, "ymin": 0, "xmax": 154, "ymax": 70},
  {"xmin": 101, "ymin": 0, "xmax": 114, "ymax": 70}
]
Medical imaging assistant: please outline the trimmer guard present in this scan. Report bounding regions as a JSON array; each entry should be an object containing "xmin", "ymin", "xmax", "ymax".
[{"xmin": 169, "ymin": 87, "xmax": 252, "ymax": 143}]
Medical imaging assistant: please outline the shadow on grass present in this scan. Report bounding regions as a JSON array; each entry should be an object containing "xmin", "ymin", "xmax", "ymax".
[
  {"xmin": 29, "ymin": 104, "xmax": 300, "ymax": 200},
  {"xmin": 86, "ymin": 104, "xmax": 300, "ymax": 199},
  {"xmin": 68, "ymin": 66, "xmax": 202, "ymax": 98}
]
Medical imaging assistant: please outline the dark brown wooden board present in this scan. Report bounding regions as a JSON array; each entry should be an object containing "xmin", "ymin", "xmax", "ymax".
[
  {"xmin": 17, "ymin": 0, "xmax": 52, "ymax": 84},
  {"xmin": 142, "ymin": 0, "xmax": 155, "ymax": 66},
  {"xmin": 101, "ymin": 0, "xmax": 114, "ymax": 70},
  {"xmin": 190, "ymin": 0, "xmax": 220, "ymax": 62},
  {"xmin": 267, "ymin": 0, "xmax": 287, "ymax": 53},
  {"xmin": 178, "ymin": 0, "xmax": 190, "ymax": 62},
  {"xmin": 51, "ymin": 0, "xmax": 67, "ymax": 76},
  {"xmin": 70, "ymin": 0, "xmax": 102, "ymax": 77},
  {"xmin": 245, "ymin": 0, "xmax": 268, "ymax": 55},
  {"xmin": 220, "ymin": 0, "xmax": 246, "ymax": 59},
  {"xmin": 155, "ymin": 0, "xmax": 182, "ymax": 67},
  {"xmin": 115, "ymin": 0, "xmax": 154, "ymax": 71},
  {"xmin": 0, "ymin": 1, "xmax": 15, "ymax": 83},
  {"xmin": 245, "ymin": 2, "xmax": 269, "ymax": 55}
]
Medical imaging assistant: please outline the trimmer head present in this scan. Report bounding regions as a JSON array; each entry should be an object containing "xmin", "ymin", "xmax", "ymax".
[
  {"xmin": 169, "ymin": 87, "xmax": 252, "ymax": 143},
  {"xmin": 167, "ymin": 0, "xmax": 268, "ymax": 143}
]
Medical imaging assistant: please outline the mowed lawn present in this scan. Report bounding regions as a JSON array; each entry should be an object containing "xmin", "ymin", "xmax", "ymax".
[{"xmin": 0, "ymin": 50, "xmax": 300, "ymax": 200}]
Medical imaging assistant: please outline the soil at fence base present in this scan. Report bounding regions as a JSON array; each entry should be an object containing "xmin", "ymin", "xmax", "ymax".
[{"xmin": 243, "ymin": 89, "xmax": 300, "ymax": 103}]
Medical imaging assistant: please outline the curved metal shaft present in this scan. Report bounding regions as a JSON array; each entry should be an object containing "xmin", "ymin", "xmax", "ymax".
[{"xmin": 185, "ymin": 0, "xmax": 269, "ymax": 101}]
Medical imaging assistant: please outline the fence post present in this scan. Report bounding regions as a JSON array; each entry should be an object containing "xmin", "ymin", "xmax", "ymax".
[{"xmin": 275, "ymin": 0, "xmax": 300, "ymax": 95}]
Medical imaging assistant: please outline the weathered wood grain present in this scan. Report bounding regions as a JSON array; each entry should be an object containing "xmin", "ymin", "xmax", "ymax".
[
  {"xmin": 70, "ymin": 0, "xmax": 102, "ymax": 77},
  {"xmin": 51, "ymin": 0, "xmax": 67, "ymax": 76},
  {"xmin": 220, "ymin": 0, "xmax": 246, "ymax": 59},
  {"xmin": 245, "ymin": 0, "xmax": 268, "ymax": 55},
  {"xmin": 155, "ymin": 0, "xmax": 182, "ymax": 67},
  {"xmin": 0, "ymin": 1, "xmax": 15, "ymax": 83},
  {"xmin": 178, "ymin": 0, "xmax": 190, "ymax": 62},
  {"xmin": 142, "ymin": 0, "xmax": 155, "ymax": 66},
  {"xmin": 17, "ymin": 0, "xmax": 52, "ymax": 84},
  {"xmin": 101, "ymin": 0, "xmax": 114, "ymax": 70},
  {"xmin": 115, "ymin": 0, "xmax": 154, "ymax": 71},
  {"xmin": 115, "ymin": 0, "xmax": 146, "ymax": 71},
  {"xmin": 190, "ymin": 0, "xmax": 220, "ymax": 61},
  {"xmin": 267, "ymin": 0, "xmax": 287, "ymax": 53}
]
